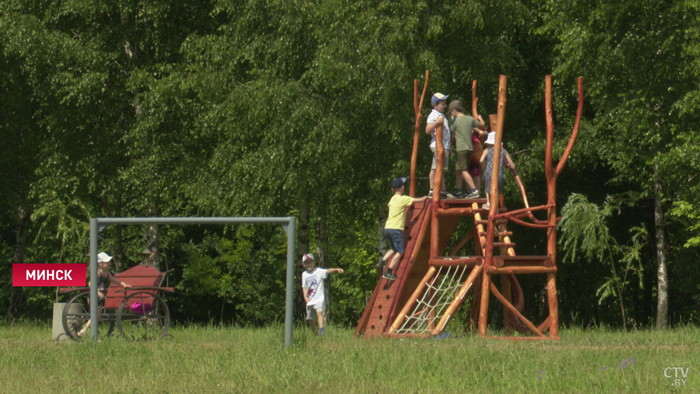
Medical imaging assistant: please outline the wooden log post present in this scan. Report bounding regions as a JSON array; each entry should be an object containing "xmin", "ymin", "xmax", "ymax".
[
  {"xmin": 470, "ymin": 81, "xmax": 486, "ymax": 191},
  {"xmin": 543, "ymin": 75, "xmax": 584, "ymax": 338},
  {"xmin": 410, "ymin": 71, "xmax": 430, "ymax": 197},
  {"xmin": 479, "ymin": 75, "xmax": 508, "ymax": 336},
  {"xmin": 434, "ymin": 121, "xmax": 445, "ymax": 205},
  {"xmin": 431, "ymin": 120, "xmax": 444, "ymax": 275}
]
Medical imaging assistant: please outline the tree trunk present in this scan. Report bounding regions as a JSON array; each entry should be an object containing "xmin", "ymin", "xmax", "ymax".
[
  {"xmin": 7, "ymin": 201, "xmax": 29, "ymax": 322},
  {"xmin": 296, "ymin": 201, "xmax": 310, "ymax": 319},
  {"xmin": 316, "ymin": 218, "xmax": 330, "ymax": 322},
  {"xmin": 146, "ymin": 201, "xmax": 159, "ymax": 270},
  {"xmin": 112, "ymin": 194, "xmax": 126, "ymax": 272},
  {"xmin": 654, "ymin": 164, "xmax": 669, "ymax": 329},
  {"xmin": 101, "ymin": 192, "xmax": 125, "ymax": 272},
  {"xmin": 617, "ymin": 285, "xmax": 627, "ymax": 331},
  {"xmin": 298, "ymin": 201, "xmax": 310, "ymax": 263},
  {"xmin": 315, "ymin": 219, "xmax": 328, "ymax": 268}
]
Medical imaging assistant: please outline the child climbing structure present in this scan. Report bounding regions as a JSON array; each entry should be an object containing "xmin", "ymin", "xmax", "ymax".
[{"xmin": 356, "ymin": 73, "xmax": 584, "ymax": 340}]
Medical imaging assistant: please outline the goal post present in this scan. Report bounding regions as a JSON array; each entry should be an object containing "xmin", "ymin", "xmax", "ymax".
[{"xmin": 88, "ymin": 216, "xmax": 296, "ymax": 347}]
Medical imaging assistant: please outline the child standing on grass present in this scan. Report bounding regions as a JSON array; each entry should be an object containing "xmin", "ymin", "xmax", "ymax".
[
  {"xmin": 301, "ymin": 254, "xmax": 344, "ymax": 336},
  {"xmin": 480, "ymin": 132, "xmax": 516, "ymax": 210},
  {"xmin": 380, "ymin": 177, "xmax": 428, "ymax": 281},
  {"xmin": 448, "ymin": 100, "xmax": 486, "ymax": 199},
  {"xmin": 426, "ymin": 93, "xmax": 454, "ymax": 199},
  {"xmin": 78, "ymin": 252, "xmax": 132, "ymax": 338}
]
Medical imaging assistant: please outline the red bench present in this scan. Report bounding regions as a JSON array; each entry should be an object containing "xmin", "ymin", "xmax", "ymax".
[{"xmin": 60, "ymin": 264, "xmax": 174, "ymax": 341}]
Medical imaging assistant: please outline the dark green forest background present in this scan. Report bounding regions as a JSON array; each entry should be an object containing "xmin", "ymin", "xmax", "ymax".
[{"xmin": 2, "ymin": 0, "xmax": 699, "ymax": 330}]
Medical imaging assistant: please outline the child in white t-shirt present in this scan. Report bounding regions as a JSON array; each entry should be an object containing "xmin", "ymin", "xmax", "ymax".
[
  {"xmin": 426, "ymin": 92, "xmax": 454, "ymax": 199},
  {"xmin": 301, "ymin": 254, "xmax": 344, "ymax": 336}
]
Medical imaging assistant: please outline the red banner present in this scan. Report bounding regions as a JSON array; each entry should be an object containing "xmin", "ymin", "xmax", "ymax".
[{"xmin": 12, "ymin": 264, "xmax": 86, "ymax": 287}]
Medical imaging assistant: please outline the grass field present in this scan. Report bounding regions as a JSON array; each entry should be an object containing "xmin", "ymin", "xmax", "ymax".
[{"xmin": 1, "ymin": 323, "xmax": 698, "ymax": 393}]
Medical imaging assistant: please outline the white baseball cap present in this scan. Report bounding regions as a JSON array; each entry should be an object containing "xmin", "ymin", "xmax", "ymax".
[
  {"xmin": 302, "ymin": 253, "xmax": 315, "ymax": 264},
  {"xmin": 97, "ymin": 252, "xmax": 113, "ymax": 263},
  {"xmin": 485, "ymin": 132, "xmax": 496, "ymax": 145}
]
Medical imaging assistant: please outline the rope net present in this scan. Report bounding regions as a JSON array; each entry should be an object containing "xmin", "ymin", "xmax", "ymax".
[{"xmin": 394, "ymin": 265, "xmax": 471, "ymax": 335}]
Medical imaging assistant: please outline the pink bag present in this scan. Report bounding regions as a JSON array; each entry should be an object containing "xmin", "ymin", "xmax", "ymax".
[{"xmin": 130, "ymin": 302, "xmax": 153, "ymax": 314}]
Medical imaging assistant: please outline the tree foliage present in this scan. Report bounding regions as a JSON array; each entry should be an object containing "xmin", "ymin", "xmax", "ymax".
[
  {"xmin": 560, "ymin": 194, "xmax": 647, "ymax": 329},
  {"xmin": 1, "ymin": 0, "xmax": 698, "ymax": 328}
]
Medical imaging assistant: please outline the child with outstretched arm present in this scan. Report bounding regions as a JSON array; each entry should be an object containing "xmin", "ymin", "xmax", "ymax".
[{"xmin": 301, "ymin": 253, "xmax": 344, "ymax": 336}]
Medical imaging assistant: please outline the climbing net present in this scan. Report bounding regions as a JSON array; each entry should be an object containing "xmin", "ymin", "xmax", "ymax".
[{"xmin": 393, "ymin": 265, "xmax": 471, "ymax": 335}]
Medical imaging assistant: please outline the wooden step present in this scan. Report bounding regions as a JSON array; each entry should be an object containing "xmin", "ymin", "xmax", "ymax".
[
  {"xmin": 475, "ymin": 219, "xmax": 509, "ymax": 225},
  {"xmin": 493, "ymin": 242, "xmax": 515, "ymax": 248},
  {"xmin": 442, "ymin": 198, "xmax": 487, "ymax": 205},
  {"xmin": 493, "ymin": 255, "xmax": 553, "ymax": 267},
  {"xmin": 429, "ymin": 256, "xmax": 482, "ymax": 267},
  {"xmin": 488, "ymin": 266, "xmax": 557, "ymax": 274},
  {"xmin": 474, "ymin": 207, "xmax": 508, "ymax": 214},
  {"xmin": 436, "ymin": 207, "xmax": 475, "ymax": 217},
  {"xmin": 480, "ymin": 231, "xmax": 513, "ymax": 237}
]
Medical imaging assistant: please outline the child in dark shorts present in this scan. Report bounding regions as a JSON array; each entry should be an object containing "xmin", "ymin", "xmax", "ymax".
[
  {"xmin": 468, "ymin": 115, "xmax": 490, "ymax": 195},
  {"xmin": 448, "ymin": 100, "xmax": 486, "ymax": 198},
  {"xmin": 380, "ymin": 178, "xmax": 428, "ymax": 281}
]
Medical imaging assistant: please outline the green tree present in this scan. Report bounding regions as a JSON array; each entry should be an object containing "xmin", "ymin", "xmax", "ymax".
[
  {"xmin": 543, "ymin": 0, "xmax": 699, "ymax": 328},
  {"xmin": 560, "ymin": 194, "xmax": 647, "ymax": 330}
]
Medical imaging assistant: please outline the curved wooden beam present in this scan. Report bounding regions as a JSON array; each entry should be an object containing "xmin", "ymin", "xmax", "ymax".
[
  {"xmin": 491, "ymin": 204, "xmax": 554, "ymax": 221},
  {"xmin": 512, "ymin": 172, "xmax": 550, "ymax": 224},
  {"xmin": 490, "ymin": 283, "xmax": 547, "ymax": 338},
  {"xmin": 471, "ymin": 80, "xmax": 479, "ymax": 119},
  {"xmin": 504, "ymin": 216, "xmax": 556, "ymax": 229},
  {"xmin": 514, "ymin": 212, "xmax": 550, "ymax": 225},
  {"xmin": 544, "ymin": 76, "xmax": 585, "ymax": 180},
  {"xmin": 505, "ymin": 273, "xmax": 530, "ymax": 333},
  {"xmin": 449, "ymin": 227, "xmax": 477, "ymax": 256},
  {"xmin": 555, "ymin": 76, "xmax": 584, "ymax": 176}
]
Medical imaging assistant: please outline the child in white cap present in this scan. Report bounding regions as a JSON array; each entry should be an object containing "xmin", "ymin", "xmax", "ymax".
[
  {"xmin": 480, "ymin": 132, "xmax": 516, "ymax": 210},
  {"xmin": 426, "ymin": 92, "xmax": 454, "ymax": 199},
  {"xmin": 77, "ymin": 252, "xmax": 132, "ymax": 338},
  {"xmin": 301, "ymin": 254, "xmax": 344, "ymax": 336}
]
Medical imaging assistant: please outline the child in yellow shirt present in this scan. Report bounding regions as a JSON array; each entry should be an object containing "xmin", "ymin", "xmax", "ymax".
[{"xmin": 380, "ymin": 178, "xmax": 428, "ymax": 281}]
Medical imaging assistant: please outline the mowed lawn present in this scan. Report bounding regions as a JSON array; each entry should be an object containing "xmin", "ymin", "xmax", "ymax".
[{"xmin": 1, "ymin": 323, "xmax": 698, "ymax": 393}]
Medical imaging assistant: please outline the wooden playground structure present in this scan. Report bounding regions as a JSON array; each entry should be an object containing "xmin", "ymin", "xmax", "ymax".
[{"xmin": 356, "ymin": 73, "xmax": 583, "ymax": 340}]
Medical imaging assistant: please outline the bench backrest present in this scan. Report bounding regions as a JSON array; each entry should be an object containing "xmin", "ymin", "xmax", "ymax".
[{"xmin": 103, "ymin": 265, "xmax": 164, "ymax": 309}]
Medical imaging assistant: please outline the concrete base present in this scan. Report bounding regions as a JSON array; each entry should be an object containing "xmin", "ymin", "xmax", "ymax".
[{"xmin": 52, "ymin": 302, "xmax": 78, "ymax": 341}]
